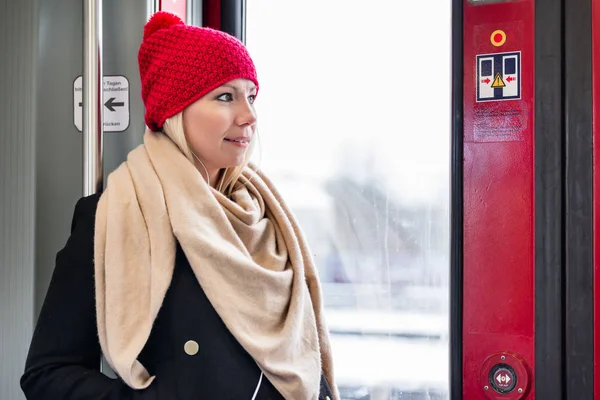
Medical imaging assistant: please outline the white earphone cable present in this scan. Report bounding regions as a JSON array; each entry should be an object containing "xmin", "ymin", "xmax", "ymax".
[
  {"xmin": 191, "ymin": 151, "xmax": 211, "ymax": 187},
  {"xmin": 251, "ymin": 371, "xmax": 263, "ymax": 400}
]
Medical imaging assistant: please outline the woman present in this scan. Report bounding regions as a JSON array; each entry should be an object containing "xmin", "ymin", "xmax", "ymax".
[{"xmin": 21, "ymin": 11, "xmax": 338, "ymax": 400}]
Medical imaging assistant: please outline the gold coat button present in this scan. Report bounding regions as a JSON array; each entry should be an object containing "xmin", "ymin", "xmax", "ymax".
[
  {"xmin": 325, "ymin": 397, "xmax": 330, "ymax": 400},
  {"xmin": 184, "ymin": 340, "xmax": 199, "ymax": 356}
]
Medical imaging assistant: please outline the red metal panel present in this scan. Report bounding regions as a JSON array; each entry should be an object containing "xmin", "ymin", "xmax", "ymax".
[
  {"xmin": 159, "ymin": 0, "xmax": 187, "ymax": 21},
  {"xmin": 593, "ymin": 0, "xmax": 600, "ymax": 398},
  {"xmin": 463, "ymin": 1, "xmax": 535, "ymax": 398}
]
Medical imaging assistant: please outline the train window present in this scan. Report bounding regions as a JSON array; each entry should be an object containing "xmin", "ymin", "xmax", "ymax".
[
  {"xmin": 504, "ymin": 57, "xmax": 517, "ymax": 75},
  {"xmin": 246, "ymin": 2, "xmax": 450, "ymax": 399},
  {"xmin": 482, "ymin": 59, "xmax": 493, "ymax": 77}
]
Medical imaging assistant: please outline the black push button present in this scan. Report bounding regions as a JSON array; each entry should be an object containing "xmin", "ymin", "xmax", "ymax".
[{"xmin": 489, "ymin": 363, "xmax": 517, "ymax": 394}]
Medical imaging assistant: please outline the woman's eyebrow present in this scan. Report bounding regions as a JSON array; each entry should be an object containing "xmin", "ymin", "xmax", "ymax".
[{"xmin": 222, "ymin": 83, "xmax": 257, "ymax": 92}]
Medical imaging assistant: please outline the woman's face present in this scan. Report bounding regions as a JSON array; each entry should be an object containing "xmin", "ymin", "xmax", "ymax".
[{"xmin": 183, "ymin": 78, "xmax": 257, "ymax": 174}]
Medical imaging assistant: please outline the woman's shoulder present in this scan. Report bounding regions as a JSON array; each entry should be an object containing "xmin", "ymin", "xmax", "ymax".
[
  {"xmin": 69, "ymin": 193, "xmax": 102, "ymax": 232},
  {"xmin": 52, "ymin": 193, "xmax": 102, "ymax": 265},
  {"xmin": 59, "ymin": 193, "xmax": 103, "ymax": 255}
]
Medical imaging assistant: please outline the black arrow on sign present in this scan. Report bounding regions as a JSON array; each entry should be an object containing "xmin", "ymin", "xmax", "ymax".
[
  {"xmin": 78, "ymin": 98, "xmax": 124, "ymax": 111},
  {"xmin": 104, "ymin": 97, "xmax": 125, "ymax": 112}
]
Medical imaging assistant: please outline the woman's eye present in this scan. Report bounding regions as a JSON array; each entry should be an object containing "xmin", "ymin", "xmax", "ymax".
[
  {"xmin": 248, "ymin": 95, "xmax": 256, "ymax": 104},
  {"xmin": 217, "ymin": 93, "xmax": 233, "ymax": 102}
]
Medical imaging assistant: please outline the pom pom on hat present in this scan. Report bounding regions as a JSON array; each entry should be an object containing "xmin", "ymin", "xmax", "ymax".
[{"xmin": 143, "ymin": 11, "xmax": 184, "ymax": 40}]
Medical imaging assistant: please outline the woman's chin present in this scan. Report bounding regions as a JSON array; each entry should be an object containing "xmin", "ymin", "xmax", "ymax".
[{"xmin": 221, "ymin": 157, "xmax": 247, "ymax": 170}]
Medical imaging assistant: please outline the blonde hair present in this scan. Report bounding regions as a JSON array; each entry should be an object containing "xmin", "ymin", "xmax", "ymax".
[{"xmin": 161, "ymin": 112, "xmax": 257, "ymax": 196}]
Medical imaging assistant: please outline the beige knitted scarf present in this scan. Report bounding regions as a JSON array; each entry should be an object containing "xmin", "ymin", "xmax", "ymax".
[{"xmin": 93, "ymin": 130, "xmax": 337, "ymax": 399}]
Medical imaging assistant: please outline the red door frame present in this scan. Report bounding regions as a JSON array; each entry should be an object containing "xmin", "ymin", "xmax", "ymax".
[
  {"xmin": 462, "ymin": 0, "xmax": 535, "ymax": 398},
  {"xmin": 461, "ymin": 0, "xmax": 595, "ymax": 398}
]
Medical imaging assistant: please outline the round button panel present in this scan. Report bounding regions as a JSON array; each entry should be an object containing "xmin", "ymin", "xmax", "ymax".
[{"xmin": 480, "ymin": 352, "xmax": 530, "ymax": 399}]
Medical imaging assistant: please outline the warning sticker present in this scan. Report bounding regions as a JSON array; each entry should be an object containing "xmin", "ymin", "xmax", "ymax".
[
  {"xmin": 473, "ymin": 101, "xmax": 530, "ymax": 142},
  {"xmin": 476, "ymin": 51, "xmax": 521, "ymax": 102}
]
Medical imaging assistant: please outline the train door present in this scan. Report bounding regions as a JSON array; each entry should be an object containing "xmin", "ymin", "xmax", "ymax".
[{"xmin": 244, "ymin": 0, "xmax": 598, "ymax": 398}]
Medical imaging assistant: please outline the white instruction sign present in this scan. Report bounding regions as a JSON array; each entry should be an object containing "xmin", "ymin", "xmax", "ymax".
[{"xmin": 74, "ymin": 76, "xmax": 130, "ymax": 132}]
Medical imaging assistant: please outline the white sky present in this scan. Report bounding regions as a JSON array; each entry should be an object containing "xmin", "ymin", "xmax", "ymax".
[{"xmin": 246, "ymin": 0, "xmax": 452, "ymax": 206}]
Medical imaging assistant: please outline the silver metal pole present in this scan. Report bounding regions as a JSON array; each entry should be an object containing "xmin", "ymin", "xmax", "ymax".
[
  {"xmin": 83, "ymin": 0, "xmax": 103, "ymax": 195},
  {"xmin": 187, "ymin": 0, "xmax": 192, "ymax": 24},
  {"xmin": 84, "ymin": 0, "xmax": 107, "ymax": 375}
]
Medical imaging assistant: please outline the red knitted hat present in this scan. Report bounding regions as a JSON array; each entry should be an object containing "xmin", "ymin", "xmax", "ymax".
[{"xmin": 138, "ymin": 12, "xmax": 259, "ymax": 131}]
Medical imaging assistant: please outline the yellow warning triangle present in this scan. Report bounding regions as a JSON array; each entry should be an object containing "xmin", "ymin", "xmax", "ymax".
[{"xmin": 491, "ymin": 72, "xmax": 506, "ymax": 88}]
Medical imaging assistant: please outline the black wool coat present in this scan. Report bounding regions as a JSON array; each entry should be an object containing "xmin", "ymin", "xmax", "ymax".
[{"xmin": 21, "ymin": 194, "xmax": 334, "ymax": 400}]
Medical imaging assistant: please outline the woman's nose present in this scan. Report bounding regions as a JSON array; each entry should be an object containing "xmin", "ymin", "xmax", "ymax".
[{"xmin": 236, "ymin": 99, "xmax": 257, "ymax": 127}]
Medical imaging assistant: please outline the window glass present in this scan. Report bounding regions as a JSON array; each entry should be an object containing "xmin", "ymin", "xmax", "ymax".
[{"xmin": 247, "ymin": 2, "xmax": 451, "ymax": 398}]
